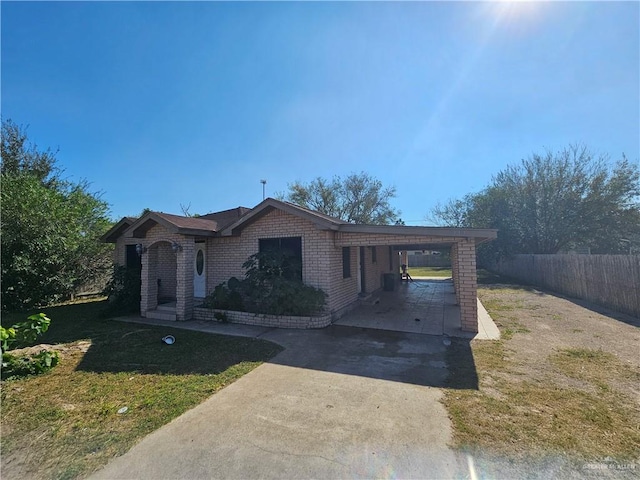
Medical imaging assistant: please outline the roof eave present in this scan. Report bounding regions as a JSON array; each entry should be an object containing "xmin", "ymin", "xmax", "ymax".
[
  {"xmin": 337, "ymin": 224, "xmax": 498, "ymax": 241},
  {"xmin": 177, "ymin": 228, "xmax": 217, "ymax": 237},
  {"xmin": 219, "ymin": 198, "xmax": 344, "ymax": 236},
  {"xmin": 101, "ymin": 217, "xmax": 136, "ymax": 243}
]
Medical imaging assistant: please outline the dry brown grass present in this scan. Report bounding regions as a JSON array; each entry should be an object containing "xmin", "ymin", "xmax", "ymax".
[{"xmin": 443, "ymin": 280, "xmax": 640, "ymax": 475}]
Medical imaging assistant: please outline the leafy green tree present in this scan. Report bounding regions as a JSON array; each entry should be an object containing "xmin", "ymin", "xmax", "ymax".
[
  {"xmin": 280, "ymin": 172, "xmax": 401, "ymax": 225},
  {"xmin": 430, "ymin": 145, "xmax": 640, "ymax": 256},
  {"xmin": 1, "ymin": 119, "xmax": 113, "ymax": 311},
  {"xmin": 428, "ymin": 196, "xmax": 473, "ymax": 228},
  {"xmin": 1, "ymin": 120, "xmax": 58, "ymax": 184}
]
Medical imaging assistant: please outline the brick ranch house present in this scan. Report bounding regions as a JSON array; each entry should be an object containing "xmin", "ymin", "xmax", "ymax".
[{"xmin": 102, "ymin": 198, "xmax": 497, "ymax": 333}]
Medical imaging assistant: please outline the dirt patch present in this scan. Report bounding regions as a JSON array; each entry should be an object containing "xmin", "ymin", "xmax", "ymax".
[
  {"xmin": 9, "ymin": 341, "xmax": 92, "ymax": 357},
  {"xmin": 444, "ymin": 283, "xmax": 640, "ymax": 477},
  {"xmin": 480, "ymin": 285, "xmax": 639, "ymax": 387}
]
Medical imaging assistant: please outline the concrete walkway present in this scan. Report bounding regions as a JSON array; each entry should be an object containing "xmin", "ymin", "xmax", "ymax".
[{"xmin": 91, "ymin": 323, "xmax": 470, "ymax": 480}]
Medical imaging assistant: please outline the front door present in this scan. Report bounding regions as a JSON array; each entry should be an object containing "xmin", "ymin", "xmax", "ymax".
[{"xmin": 194, "ymin": 243, "xmax": 206, "ymax": 298}]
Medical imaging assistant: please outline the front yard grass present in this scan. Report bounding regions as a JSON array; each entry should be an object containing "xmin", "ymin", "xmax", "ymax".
[
  {"xmin": 1, "ymin": 300, "xmax": 283, "ymax": 480},
  {"xmin": 443, "ymin": 274, "xmax": 640, "ymax": 475}
]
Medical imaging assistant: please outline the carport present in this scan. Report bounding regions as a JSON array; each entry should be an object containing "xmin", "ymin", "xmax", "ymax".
[
  {"xmin": 333, "ymin": 276, "xmax": 499, "ymax": 339},
  {"xmin": 332, "ymin": 225, "xmax": 497, "ymax": 333},
  {"xmin": 335, "ymin": 278, "xmax": 459, "ymax": 335}
]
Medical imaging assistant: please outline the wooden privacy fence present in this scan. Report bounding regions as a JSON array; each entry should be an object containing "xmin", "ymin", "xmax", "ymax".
[
  {"xmin": 408, "ymin": 255, "xmax": 451, "ymax": 268},
  {"xmin": 490, "ymin": 254, "xmax": 640, "ymax": 318}
]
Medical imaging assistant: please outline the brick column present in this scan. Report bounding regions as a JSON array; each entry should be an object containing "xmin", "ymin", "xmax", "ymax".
[
  {"xmin": 176, "ymin": 240, "xmax": 194, "ymax": 321},
  {"xmin": 451, "ymin": 244, "xmax": 460, "ymax": 304},
  {"xmin": 391, "ymin": 247, "xmax": 400, "ymax": 278},
  {"xmin": 140, "ymin": 246, "xmax": 158, "ymax": 316},
  {"xmin": 456, "ymin": 239, "xmax": 478, "ymax": 333}
]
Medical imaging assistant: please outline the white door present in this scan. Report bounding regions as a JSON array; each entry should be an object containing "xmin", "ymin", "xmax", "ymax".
[{"xmin": 194, "ymin": 244, "xmax": 206, "ymax": 298}]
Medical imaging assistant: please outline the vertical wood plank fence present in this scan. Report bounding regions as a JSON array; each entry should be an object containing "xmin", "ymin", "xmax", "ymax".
[
  {"xmin": 408, "ymin": 255, "xmax": 451, "ymax": 268},
  {"xmin": 489, "ymin": 255, "xmax": 640, "ymax": 318}
]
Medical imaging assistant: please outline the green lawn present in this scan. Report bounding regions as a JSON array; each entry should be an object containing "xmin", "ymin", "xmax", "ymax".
[
  {"xmin": 1, "ymin": 300, "xmax": 282, "ymax": 480},
  {"xmin": 407, "ymin": 266, "xmax": 452, "ymax": 277}
]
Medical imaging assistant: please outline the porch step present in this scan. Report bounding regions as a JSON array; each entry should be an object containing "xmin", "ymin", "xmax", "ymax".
[
  {"xmin": 156, "ymin": 302, "xmax": 176, "ymax": 312},
  {"xmin": 146, "ymin": 309, "xmax": 177, "ymax": 321}
]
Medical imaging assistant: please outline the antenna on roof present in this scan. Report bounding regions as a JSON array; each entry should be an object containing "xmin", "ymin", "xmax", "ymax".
[{"xmin": 260, "ymin": 179, "xmax": 267, "ymax": 200}]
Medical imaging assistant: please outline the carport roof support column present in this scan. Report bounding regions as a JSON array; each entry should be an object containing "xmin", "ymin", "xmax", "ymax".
[
  {"xmin": 456, "ymin": 239, "xmax": 478, "ymax": 333},
  {"xmin": 451, "ymin": 244, "xmax": 460, "ymax": 305}
]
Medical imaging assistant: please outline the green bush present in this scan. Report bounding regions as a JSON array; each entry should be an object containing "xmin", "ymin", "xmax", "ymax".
[
  {"xmin": 203, "ymin": 252, "xmax": 327, "ymax": 317},
  {"xmin": 102, "ymin": 265, "xmax": 141, "ymax": 316},
  {"xmin": 2, "ymin": 349, "xmax": 60, "ymax": 380},
  {"xmin": 255, "ymin": 276, "xmax": 327, "ymax": 316},
  {"xmin": 202, "ymin": 279, "xmax": 245, "ymax": 311},
  {"xmin": 1, "ymin": 312, "xmax": 52, "ymax": 352},
  {"xmin": 0, "ymin": 312, "xmax": 59, "ymax": 380}
]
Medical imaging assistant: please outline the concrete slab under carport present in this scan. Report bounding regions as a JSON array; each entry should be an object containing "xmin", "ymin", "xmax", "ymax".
[
  {"xmin": 334, "ymin": 278, "xmax": 500, "ymax": 340},
  {"xmin": 334, "ymin": 227, "xmax": 497, "ymax": 333}
]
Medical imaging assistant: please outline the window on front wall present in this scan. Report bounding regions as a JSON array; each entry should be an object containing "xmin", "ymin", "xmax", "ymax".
[
  {"xmin": 342, "ymin": 247, "xmax": 351, "ymax": 278},
  {"xmin": 371, "ymin": 246, "xmax": 377, "ymax": 263},
  {"xmin": 258, "ymin": 237, "xmax": 302, "ymax": 281},
  {"xmin": 125, "ymin": 244, "xmax": 141, "ymax": 270}
]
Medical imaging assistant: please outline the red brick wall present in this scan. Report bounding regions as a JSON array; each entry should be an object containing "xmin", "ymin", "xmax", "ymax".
[
  {"xmin": 113, "ymin": 213, "xmax": 481, "ymax": 330},
  {"xmin": 155, "ymin": 242, "xmax": 177, "ymax": 300},
  {"xmin": 452, "ymin": 239, "xmax": 478, "ymax": 333},
  {"xmin": 206, "ymin": 209, "xmax": 361, "ymax": 316}
]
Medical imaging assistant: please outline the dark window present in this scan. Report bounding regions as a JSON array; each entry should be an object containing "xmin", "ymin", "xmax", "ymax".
[
  {"xmin": 371, "ymin": 246, "xmax": 377, "ymax": 263},
  {"xmin": 196, "ymin": 249, "xmax": 204, "ymax": 275},
  {"xmin": 342, "ymin": 247, "xmax": 351, "ymax": 278},
  {"xmin": 258, "ymin": 237, "xmax": 302, "ymax": 281},
  {"xmin": 125, "ymin": 244, "xmax": 141, "ymax": 269}
]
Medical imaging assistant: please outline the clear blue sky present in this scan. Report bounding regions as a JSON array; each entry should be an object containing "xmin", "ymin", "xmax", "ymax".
[{"xmin": 2, "ymin": 1, "xmax": 638, "ymax": 224}]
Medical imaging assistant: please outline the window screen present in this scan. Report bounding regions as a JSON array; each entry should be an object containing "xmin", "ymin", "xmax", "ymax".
[
  {"xmin": 125, "ymin": 244, "xmax": 141, "ymax": 270},
  {"xmin": 258, "ymin": 237, "xmax": 302, "ymax": 281},
  {"xmin": 342, "ymin": 247, "xmax": 351, "ymax": 278}
]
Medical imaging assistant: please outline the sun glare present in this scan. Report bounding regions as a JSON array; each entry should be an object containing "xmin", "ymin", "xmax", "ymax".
[{"xmin": 488, "ymin": 1, "xmax": 547, "ymax": 33}]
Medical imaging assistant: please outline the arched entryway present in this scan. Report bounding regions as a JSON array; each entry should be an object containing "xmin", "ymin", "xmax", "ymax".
[
  {"xmin": 140, "ymin": 240, "xmax": 180, "ymax": 321},
  {"xmin": 152, "ymin": 241, "xmax": 178, "ymax": 304}
]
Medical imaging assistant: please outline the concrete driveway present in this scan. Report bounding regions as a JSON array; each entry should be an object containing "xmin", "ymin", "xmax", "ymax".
[{"xmin": 91, "ymin": 324, "xmax": 470, "ymax": 479}]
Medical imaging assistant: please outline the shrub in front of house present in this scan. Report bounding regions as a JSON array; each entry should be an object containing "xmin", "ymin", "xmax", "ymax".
[
  {"xmin": 203, "ymin": 251, "xmax": 327, "ymax": 317},
  {"xmin": 203, "ymin": 279, "xmax": 245, "ymax": 312},
  {"xmin": 102, "ymin": 265, "xmax": 141, "ymax": 316}
]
